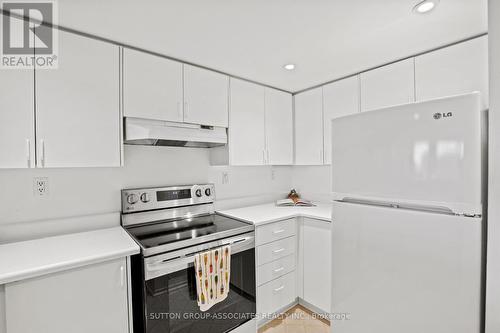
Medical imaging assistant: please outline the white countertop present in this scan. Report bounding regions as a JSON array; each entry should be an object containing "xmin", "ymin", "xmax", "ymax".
[
  {"xmin": 217, "ymin": 202, "xmax": 332, "ymax": 225},
  {"xmin": 0, "ymin": 227, "xmax": 139, "ymax": 285}
]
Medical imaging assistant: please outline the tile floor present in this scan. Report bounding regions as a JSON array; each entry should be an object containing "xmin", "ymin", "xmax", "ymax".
[{"xmin": 258, "ymin": 305, "xmax": 330, "ymax": 333}]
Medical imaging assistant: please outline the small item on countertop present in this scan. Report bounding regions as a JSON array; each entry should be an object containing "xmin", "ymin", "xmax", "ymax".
[
  {"xmin": 194, "ymin": 245, "xmax": 231, "ymax": 311},
  {"xmin": 276, "ymin": 189, "xmax": 316, "ymax": 207}
]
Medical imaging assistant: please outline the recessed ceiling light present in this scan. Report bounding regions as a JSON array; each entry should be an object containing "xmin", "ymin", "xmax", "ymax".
[
  {"xmin": 284, "ymin": 64, "xmax": 295, "ymax": 70},
  {"xmin": 413, "ymin": 0, "xmax": 439, "ymax": 14}
]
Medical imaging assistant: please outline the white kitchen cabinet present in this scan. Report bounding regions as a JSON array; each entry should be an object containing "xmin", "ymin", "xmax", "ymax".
[
  {"xmin": 228, "ymin": 78, "xmax": 266, "ymax": 165},
  {"xmin": 302, "ymin": 218, "xmax": 331, "ymax": 313},
  {"xmin": 360, "ymin": 58, "xmax": 415, "ymax": 112},
  {"xmin": 0, "ymin": 70, "xmax": 35, "ymax": 168},
  {"xmin": 123, "ymin": 48, "xmax": 183, "ymax": 122},
  {"xmin": 265, "ymin": 88, "xmax": 293, "ymax": 165},
  {"xmin": 415, "ymin": 36, "xmax": 488, "ymax": 108},
  {"xmin": 5, "ymin": 258, "xmax": 129, "ymax": 333},
  {"xmin": 183, "ymin": 64, "xmax": 229, "ymax": 127},
  {"xmin": 294, "ymin": 87, "xmax": 324, "ymax": 165},
  {"xmin": 35, "ymin": 28, "xmax": 121, "ymax": 167},
  {"xmin": 322, "ymin": 76, "xmax": 360, "ymax": 165}
]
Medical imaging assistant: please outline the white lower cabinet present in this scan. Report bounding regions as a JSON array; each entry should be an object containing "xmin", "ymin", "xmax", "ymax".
[
  {"xmin": 257, "ymin": 271, "xmax": 296, "ymax": 317},
  {"xmin": 5, "ymin": 258, "xmax": 130, "ymax": 333},
  {"xmin": 301, "ymin": 218, "xmax": 332, "ymax": 313}
]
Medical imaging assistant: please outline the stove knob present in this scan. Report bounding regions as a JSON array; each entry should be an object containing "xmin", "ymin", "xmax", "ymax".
[
  {"xmin": 127, "ymin": 194, "xmax": 139, "ymax": 205},
  {"xmin": 140, "ymin": 193, "xmax": 150, "ymax": 203},
  {"xmin": 205, "ymin": 188, "xmax": 211, "ymax": 196},
  {"xmin": 195, "ymin": 189, "xmax": 202, "ymax": 197}
]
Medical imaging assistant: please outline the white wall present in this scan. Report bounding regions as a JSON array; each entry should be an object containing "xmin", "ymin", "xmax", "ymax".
[
  {"xmin": 0, "ymin": 145, "xmax": 292, "ymax": 242},
  {"xmin": 291, "ymin": 166, "xmax": 331, "ymax": 202},
  {"xmin": 486, "ymin": 1, "xmax": 500, "ymax": 331}
]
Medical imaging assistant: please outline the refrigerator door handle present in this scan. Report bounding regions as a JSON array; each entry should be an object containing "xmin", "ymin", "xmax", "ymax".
[{"xmin": 338, "ymin": 197, "xmax": 461, "ymax": 216}]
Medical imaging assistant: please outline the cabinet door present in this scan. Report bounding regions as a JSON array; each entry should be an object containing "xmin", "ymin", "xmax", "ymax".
[
  {"xmin": 123, "ymin": 48, "xmax": 183, "ymax": 122},
  {"xmin": 35, "ymin": 29, "xmax": 121, "ymax": 167},
  {"xmin": 183, "ymin": 64, "xmax": 229, "ymax": 127},
  {"xmin": 360, "ymin": 58, "xmax": 415, "ymax": 112},
  {"xmin": 323, "ymin": 76, "xmax": 360, "ymax": 165},
  {"xmin": 415, "ymin": 36, "xmax": 488, "ymax": 108},
  {"xmin": 265, "ymin": 88, "xmax": 293, "ymax": 165},
  {"xmin": 294, "ymin": 87, "xmax": 324, "ymax": 165},
  {"xmin": 5, "ymin": 259, "xmax": 129, "ymax": 333},
  {"xmin": 0, "ymin": 70, "xmax": 35, "ymax": 168},
  {"xmin": 303, "ymin": 218, "xmax": 331, "ymax": 313},
  {"xmin": 229, "ymin": 78, "xmax": 265, "ymax": 165}
]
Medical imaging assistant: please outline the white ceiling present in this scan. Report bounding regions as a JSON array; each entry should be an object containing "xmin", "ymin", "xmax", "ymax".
[{"xmin": 54, "ymin": 0, "xmax": 487, "ymax": 92}]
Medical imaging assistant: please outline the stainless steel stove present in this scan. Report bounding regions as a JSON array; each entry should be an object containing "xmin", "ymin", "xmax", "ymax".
[{"xmin": 121, "ymin": 184, "xmax": 256, "ymax": 333}]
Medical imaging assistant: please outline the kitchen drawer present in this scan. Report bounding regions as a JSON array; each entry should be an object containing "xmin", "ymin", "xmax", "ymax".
[
  {"xmin": 257, "ymin": 271, "xmax": 296, "ymax": 316},
  {"xmin": 257, "ymin": 254, "xmax": 296, "ymax": 286},
  {"xmin": 257, "ymin": 236, "xmax": 296, "ymax": 266},
  {"xmin": 256, "ymin": 218, "xmax": 296, "ymax": 246}
]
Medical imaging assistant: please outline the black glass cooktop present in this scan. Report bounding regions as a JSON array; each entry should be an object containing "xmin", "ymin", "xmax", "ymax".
[{"xmin": 127, "ymin": 213, "xmax": 252, "ymax": 250}]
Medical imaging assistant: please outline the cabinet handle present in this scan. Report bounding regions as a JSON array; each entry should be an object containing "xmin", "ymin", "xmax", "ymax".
[
  {"xmin": 26, "ymin": 139, "xmax": 31, "ymax": 168},
  {"xmin": 273, "ymin": 229, "xmax": 285, "ymax": 234},
  {"xmin": 120, "ymin": 265, "xmax": 125, "ymax": 288},
  {"xmin": 274, "ymin": 285, "xmax": 285, "ymax": 292},
  {"xmin": 184, "ymin": 101, "xmax": 188, "ymax": 119},
  {"xmin": 267, "ymin": 149, "xmax": 270, "ymax": 164},
  {"xmin": 40, "ymin": 139, "xmax": 45, "ymax": 167},
  {"xmin": 273, "ymin": 267, "xmax": 285, "ymax": 273},
  {"xmin": 262, "ymin": 150, "xmax": 266, "ymax": 164},
  {"xmin": 273, "ymin": 248, "xmax": 285, "ymax": 254}
]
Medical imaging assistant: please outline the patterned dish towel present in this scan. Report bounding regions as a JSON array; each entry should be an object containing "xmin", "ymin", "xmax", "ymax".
[{"xmin": 194, "ymin": 245, "xmax": 231, "ymax": 311}]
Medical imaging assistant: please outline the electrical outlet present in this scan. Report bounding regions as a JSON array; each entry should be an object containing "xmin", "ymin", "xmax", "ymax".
[
  {"xmin": 222, "ymin": 172, "xmax": 229, "ymax": 184},
  {"xmin": 34, "ymin": 177, "xmax": 49, "ymax": 197}
]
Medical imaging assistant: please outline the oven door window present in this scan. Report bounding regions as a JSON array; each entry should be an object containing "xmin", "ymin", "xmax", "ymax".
[{"xmin": 145, "ymin": 248, "xmax": 256, "ymax": 333}]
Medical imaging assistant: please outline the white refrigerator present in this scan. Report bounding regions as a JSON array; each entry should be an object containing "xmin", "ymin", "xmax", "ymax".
[{"xmin": 331, "ymin": 92, "xmax": 485, "ymax": 333}]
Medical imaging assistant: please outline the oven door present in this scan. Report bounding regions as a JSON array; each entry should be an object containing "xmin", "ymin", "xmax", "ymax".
[{"xmin": 140, "ymin": 232, "xmax": 256, "ymax": 333}]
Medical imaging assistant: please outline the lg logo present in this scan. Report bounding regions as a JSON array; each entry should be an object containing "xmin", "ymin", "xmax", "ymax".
[{"xmin": 433, "ymin": 112, "xmax": 453, "ymax": 120}]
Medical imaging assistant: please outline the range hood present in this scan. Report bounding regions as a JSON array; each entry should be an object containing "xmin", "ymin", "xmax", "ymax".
[{"xmin": 124, "ymin": 117, "xmax": 227, "ymax": 148}]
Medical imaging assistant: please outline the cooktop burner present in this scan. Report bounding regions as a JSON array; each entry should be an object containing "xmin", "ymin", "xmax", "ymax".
[{"xmin": 127, "ymin": 213, "xmax": 251, "ymax": 250}]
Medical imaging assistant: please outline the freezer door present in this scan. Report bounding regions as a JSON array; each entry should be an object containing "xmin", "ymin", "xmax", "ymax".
[
  {"xmin": 331, "ymin": 92, "xmax": 483, "ymax": 215},
  {"xmin": 331, "ymin": 201, "xmax": 482, "ymax": 333}
]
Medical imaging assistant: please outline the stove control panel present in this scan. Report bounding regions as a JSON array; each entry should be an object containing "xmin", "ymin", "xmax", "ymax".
[{"xmin": 121, "ymin": 184, "xmax": 215, "ymax": 213}]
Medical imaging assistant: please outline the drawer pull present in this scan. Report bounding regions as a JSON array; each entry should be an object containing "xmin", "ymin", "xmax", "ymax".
[
  {"xmin": 273, "ymin": 229, "xmax": 285, "ymax": 234},
  {"xmin": 273, "ymin": 248, "xmax": 285, "ymax": 254},
  {"xmin": 273, "ymin": 267, "xmax": 285, "ymax": 273},
  {"xmin": 274, "ymin": 285, "xmax": 285, "ymax": 292}
]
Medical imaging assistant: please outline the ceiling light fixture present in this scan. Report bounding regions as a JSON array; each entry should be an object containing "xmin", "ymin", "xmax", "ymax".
[
  {"xmin": 413, "ymin": 0, "xmax": 439, "ymax": 14},
  {"xmin": 284, "ymin": 63, "xmax": 295, "ymax": 70}
]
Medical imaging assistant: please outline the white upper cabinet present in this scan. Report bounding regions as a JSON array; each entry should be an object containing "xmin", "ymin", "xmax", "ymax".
[
  {"xmin": 322, "ymin": 76, "xmax": 360, "ymax": 165},
  {"xmin": 294, "ymin": 87, "xmax": 324, "ymax": 165},
  {"xmin": 229, "ymin": 78, "xmax": 266, "ymax": 165},
  {"xmin": 35, "ymin": 29, "xmax": 121, "ymax": 168},
  {"xmin": 0, "ymin": 70, "xmax": 35, "ymax": 168},
  {"xmin": 415, "ymin": 36, "xmax": 488, "ymax": 108},
  {"xmin": 265, "ymin": 88, "xmax": 293, "ymax": 165},
  {"xmin": 183, "ymin": 65, "xmax": 229, "ymax": 127},
  {"xmin": 123, "ymin": 48, "xmax": 183, "ymax": 122},
  {"xmin": 360, "ymin": 58, "xmax": 415, "ymax": 112}
]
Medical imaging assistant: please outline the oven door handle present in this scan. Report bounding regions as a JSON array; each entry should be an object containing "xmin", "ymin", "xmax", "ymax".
[{"xmin": 144, "ymin": 233, "xmax": 255, "ymax": 280}]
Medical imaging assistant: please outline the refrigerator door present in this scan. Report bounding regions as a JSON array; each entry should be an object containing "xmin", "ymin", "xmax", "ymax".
[
  {"xmin": 331, "ymin": 92, "xmax": 483, "ymax": 215},
  {"xmin": 331, "ymin": 201, "xmax": 482, "ymax": 333}
]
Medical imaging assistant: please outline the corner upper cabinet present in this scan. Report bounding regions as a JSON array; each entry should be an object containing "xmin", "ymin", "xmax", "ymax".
[
  {"xmin": 228, "ymin": 78, "xmax": 266, "ymax": 165},
  {"xmin": 265, "ymin": 88, "xmax": 293, "ymax": 165},
  {"xmin": 360, "ymin": 58, "xmax": 415, "ymax": 112},
  {"xmin": 0, "ymin": 70, "xmax": 35, "ymax": 168},
  {"xmin": 322, "ymin": 76, "xmax": 360, "ymax": 165},
  {"xmin": 294, "ymin": 87, "xmax": 324, "ymax": 165},
  {"xmin": 415, "ymin": 36, "xmax": 488, "ymax": 108},
  {"xmin": 183, "ymin": 65, "xmax": 229, "ymax": 127},
  {"xmin": 123, "ymin": 48, "xmax": 183, "ymax": 122},
  {"xmin": 35, "ymin": 28, "xmax": 121, "ymax": 167}
]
